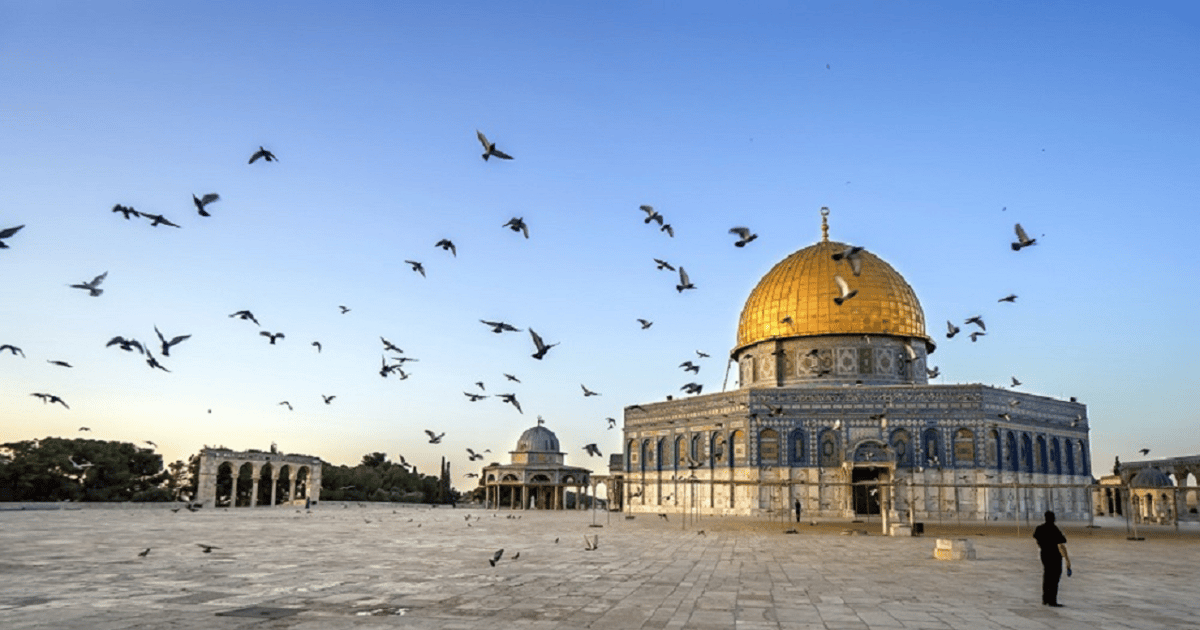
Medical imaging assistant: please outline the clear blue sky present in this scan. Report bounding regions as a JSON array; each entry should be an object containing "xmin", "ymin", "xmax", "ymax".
[{"xmin": 2, "ymin": 2, "xmax": 1197, "ymax": 486}]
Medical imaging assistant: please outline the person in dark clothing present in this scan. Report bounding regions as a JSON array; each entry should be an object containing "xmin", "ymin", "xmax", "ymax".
[
  {"xmin": 794, "ymin": 499, "xmax": 801, "ymax": 523},
  {"xmin": 1032, "ymin": 510, "xmax": 1071, "ymax": 606}
]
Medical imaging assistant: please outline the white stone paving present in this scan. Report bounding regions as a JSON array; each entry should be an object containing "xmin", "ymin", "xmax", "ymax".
[{"xmin": 1, "ymin": 505, "xmax": 1196, "ymax": 629}]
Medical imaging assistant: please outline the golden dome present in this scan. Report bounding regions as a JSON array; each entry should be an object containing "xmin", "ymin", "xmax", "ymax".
[{"xmin": 735, "ymin": 239, "xmax": 930, "ymax": 353}]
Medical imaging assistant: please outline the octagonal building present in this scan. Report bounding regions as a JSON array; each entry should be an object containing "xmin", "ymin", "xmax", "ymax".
[{"xmin": 621, "ymin": 210, "xmax": 1092, "ymax": 524}]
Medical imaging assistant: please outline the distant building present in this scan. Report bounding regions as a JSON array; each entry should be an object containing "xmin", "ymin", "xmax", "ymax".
[
  {"xmin": 196, "ymin": 447, "xmax": 323, "ymax": 508},
  {"xmin": 1094, "ymin": 454, "xmax": 1199, "ymax": 524},
  {"xmin": 482, "ymin": 424, "xmax": 593, "ymax": 510},
  {"xmin": 621, "ymin": 210, "xmax": 1092, "ymax": 523}
]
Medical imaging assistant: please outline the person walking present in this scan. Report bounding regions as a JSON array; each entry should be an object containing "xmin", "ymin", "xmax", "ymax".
[
  {"xmin": 1032, "ymin": 510, "xmax": 1071, "ymax": 606},
  {"xmin": 794, "ymin": 499, "xmax": 802, "ymax": 523}
]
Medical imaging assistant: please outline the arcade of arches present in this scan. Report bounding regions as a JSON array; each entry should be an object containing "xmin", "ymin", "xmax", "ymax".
[
  {"xmin": 196, "ymin": 448, "xmax": 323, "ymax": 509},
  {"xmin": 1094, "ymin": 455, "xmax": 1200, "ymax": 525}
]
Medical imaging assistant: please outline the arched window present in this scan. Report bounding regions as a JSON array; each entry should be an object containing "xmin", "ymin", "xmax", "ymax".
[
  {"xmin": 923, "ymin": 428, "xmax": 942, "ymax": 467},
  {"xmin": 759, "ymin": 429, "xmax": 780, "ymax": 466},
  {"xmin": 1079, "ymin": 445, "xmax": 1090, "ymax": 476},
  {"xmin": 1064, "ymin": 439, "xmax": 1076, "ymax": 475},
  {"xmin": 730, "ymin": 430, "xmax": 746, "ymax": 466},
  {"xmin": 789, "ymin": 429, "xmax": 806, "ymax": 465},
  {"xmin": 655, "ymin": 438, "xmax": 665, "ymax": 472},
  {"xmin": 1021, "ymin": 434, "xmax": 1033, "ymax": 474},
  {"xmin": 954, "ymin": 428, "xmax": 975, "ymax": 467},
  {"xmin": 891, "ymin": 429, "xmax": 911, "ymax": 467},
  {"xmin": 1005, "ymin": 431, "xmax": 1018, "ymax": 472},
  {"xmin": 989, "ymin": 429, "xmax": 1001, "ymax": 469},
  {"xmin": 1035, "ymin": 436, "xmax": 1048, "ymax": 475},
  {"xmin": 640, "ymin": 439, "xmax": 652, "ymax": 472},
  {"xmin": 1050, "ymin": 438, "xmax": 1062, "ymax": 475},
  {"xmin": 691, "ymin": 434, "xmax": 703, "ymax": 463},
  {"xmin": 712, "ymin": 433, "xmax": 727, "ymax": 465},
  {"xmin": 819, "ymin": 429, "xmax": 840, "ymax": 467},
  {"xmin": 626, "ymin": 440, "xmax": 636, "ymax": 472},
  {"xmin": 674, "ymin": 436, "xmax": 685, "ymax": 470}
]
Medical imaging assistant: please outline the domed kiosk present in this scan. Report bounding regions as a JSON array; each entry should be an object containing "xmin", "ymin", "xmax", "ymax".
[
  {"xmin": 483, "ymin": 423, "xmax": 593, "ymax": 510},
  {"xmin": 620, "ymin": 209, "xmax": 1093, "ymax": 525}
]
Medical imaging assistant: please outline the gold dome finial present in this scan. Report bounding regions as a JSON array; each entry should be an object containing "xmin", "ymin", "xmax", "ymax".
[{"xmin": 820, "ymin": 206, "xmax": 830, "ymax": 242}]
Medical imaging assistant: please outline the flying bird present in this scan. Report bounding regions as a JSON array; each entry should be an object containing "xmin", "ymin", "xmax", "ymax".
[
  {"xmin": 311, "ymin": 341, "xmax": 321, "ymax": 352},
  {"xmin": 111, "ymin": 205, "xmax": 139, "ymax": 220},
  {"xmin": 425, "ymin": 430, "xmax": 444, "ymax": 444},
  {"xmin": 1011, "ymin": 223, "xmax": 1037, "ymax": 250},
  {"xmin": 0, "ymin": 224, "xmax": 24, "ymax": 249},
  {"xmin": 653, "ymin": 258, "xmax": 675, "ymax": 271},
  {"xmin": 481, "ymin": 320, "xmax": 520, "ymax": 334},
  {"xmin": 278, "ymin": 401, "xmax": 293, "ymax": 411},
  {"xmin": 138, "ymin": 548, "xmax": 151, "ymax": 558},
  {"xmin": 965, "ymin": 316, "xmax": 985, "ymax": 331},
  {"xmin": 339, "ymin": 305, "xmax": 351, "ymax": 314},
  {"xmin": 463, "ymin": 391, "xmax": 487, "ymax": 402},
  {"xmin": 322, "ymin": 395, "xmax": 335, "ymax": 405},
  {"xmin": 154, "ymin": 326, "xmax": 190, "ymax": 357},
  {"xmin": 145, "ymin": 353, "xmax": 170, "ymax": 372},
  {"xmin": 529, "ymin": 329, "xmax": 557, "ymax": 360},
  {"xmin": 970, "ymin": 331, "xmax": 986, "ymax": 342},
  {"xmin": 998, "ymin": 294, "xmax": 1018, "ymax": 303},
  {"xmin": 78, "ymin": 427, "xmax": 90, "ymax": 431},
  {"xmin": 229, "ymin": 310, "xmax": 260, "ymax": 326},
  {"xmin": 476, "ymin": 130, "xmax": 513, "ymax": 161},
  {"xmin": 405, "ymin": 260, "xmax": 425, "ymax": 277},
  {"xmin": 681, "ymin": 382, "xmax": 703, "ymax": 395},
  {"xmin": 260, "ymin": 331, "xmax": 285, "ymax": 344},
  {"xmin": 637, "ymin": 319, "xmax": 653, "ymax": 329},
  {"xmin": 676, "ymin": 267, "xmax": 695, "ymax": 292},
  {"xmin": 144, "ymin": 440, "xmax": 157, "ymax": 448},
  {"xmin": 1011, "ymin": 376, "xmax": 1022, "ymax": 387},
  {"xmin": 503, "ymin": 373, "xmax": 520, "ymax": 382},
  {"xmin": 1138, "ymin": 448, "xmax": 1150, "ymax": 456},
  {"xmin": 0, "ymin": 344, "xmax": 25, "ymax": 357},
  {"xmin": 729, "ymin": 226, "xmax": 758, "ymax": 247},
  {"xmin": 946, "ymin": 321, "xmax": 960, "ymax": 339},
  {"xmin": 926, "ymin": 366, "xmax": 940, "ymax": 379},
  {"xmin": 833, "ymin": 275, "xmax": 857, "ymax": 305},
  {"xmin": 106, "ymin": 336, "xmax": 145, "ymax": 354},
  {"xmin": 248, "ymin": 146, "xmax": 277, "ymax": 164},
  {"xmin": 696, "ymin": 350, "xmax": 710, "ymax": 358},
  {"xmin": 607, "ymin": 417, "xmax": 617, "ymax": 429},
  {"xmin": 435, "ymin": 239, "xmax": 456, "ymax": 256},
  {"xmin": 69, "ymin": 271, "xmax": 108, "ymax": 296},
  {"xmin": 380, "ymin": 337, "xmax": 403, "ymax": 353},
  {"xmin": 466, "ymin": 448, "xmax": 484, "ymax": 461},
  {"xmin": 31, "ymin": 392, "xmax": 69, "ymax": 408},
  {"xmin": 502, "ymin": 217, "xmax": 529, "ymax": 238},
  {"xmin": 192, "ymin": 193, "xmax": 220, "ymax": 216},
  {"xmin": 660, "ymin": 223, "xmax": 674, "ymax": 237},
  {"xmin": 581, "ymin": 384, "xmax": 601, "ymax": 397},
  {"xmin": 831, "ymin": 246, "xmax": 865, "ymax": 276},
  {"xmin": 498, "ymin": 393, "xmax": 522, "ymax": 413},
  {"xmin": 196, "ymin": 544, "xmax": 220, "ymax": 553},
  {"xmin": 680, "ymin": 361, "xmax": 700, "ymax": 373},
  {"xmin": 141, "ymin": 213, "xmax": 181, "ymax": 228},
  {"xmin": 640, "ymin": 205, "xmax": 663, "ymax": 225},
  {"xmin": 584, "ymin": 444, "xmax": 602, "ymax": 458}
]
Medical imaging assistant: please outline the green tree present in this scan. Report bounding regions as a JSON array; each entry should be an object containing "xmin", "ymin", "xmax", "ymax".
[{"xmin": 0, "ymin": 437, "xmax": 169, "ymax": 502}]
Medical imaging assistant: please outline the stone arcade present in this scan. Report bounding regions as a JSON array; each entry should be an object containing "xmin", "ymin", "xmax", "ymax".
[
  {"xmin": 196, "ymin": 447, "xmax": 323, "ymax": 508},
  {"xmin": 621, "ymin": 211, "xmax": 1093, "ymax": 524}
]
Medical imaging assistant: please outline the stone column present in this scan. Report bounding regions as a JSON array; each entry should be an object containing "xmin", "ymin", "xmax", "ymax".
[
  {"xmin": 288, "ymin": 478, "xmax": 297, "ymax": 504},
  {"xmin": 249, "ymin": 470, "xmax": 260, "ymax": 508},
  {"xmin": 269, "ymin": 476, "xmax": 277, "ymax": 507}
]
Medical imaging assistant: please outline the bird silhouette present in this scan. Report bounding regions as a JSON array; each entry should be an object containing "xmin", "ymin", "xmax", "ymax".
[
  {"xmin": 926, "ymin": 366, "xmax": 940, "ymax": 379},
  {"xmin": 481, "ymin": 320, "xmax": 520, "ymax": 334},
  {"xmin": 696, "ymin": 350, "xmax": 710, "ymax": 358},
  {"xmin": 488, "ymin": 548, "xmax": 505, "ymax": 566},
  {"xmin": 833, "ymin": 275, "xmax": 857, "ymax": 305},
  {"xmin": 144, "ymin": 440, "xmax": 157, "ymax": 448},
  {"xmin": 998, "ymin": 294, "xmax": 1018, "ymax": 303},
  {"xmin": 1011, "ymin": 223, "xmax": 1036, "ymax": 250},
  {"xmin": 405, "ymin": 260, "xmax": 426, "ymax": 277},
  {"xmin": 260, "ymin": 331, "xmax": 285, "ymax": 344},
  {"xmin": 653, "ymin": 258, "xmax": 675, "ymax": 271},
  {"xmin": 946, "ymin": 321, "xmax": 961, "ymax": 339},
  {"xmin": 279, "ymin": 401, "xmax": 293, "ymax": 411},
  {"xmin": 640, "ymin": 205, "xmax": 663, "ymax": 225},
  {"xmin": 503, "ymin": 217, "xmax": 529, "ymax": 238},
  {"xmin": 970, "ymin": 331, "xmax": 986, "ymax": 342},
  {"xmin": 1138, "ymin": 448, "xmax": 1150, "ymax": 456},
  {"xmin": 0, "ymin": 224, "xmax": 23, "ymax": 248},
  {"xmin": 529, "ymin": 329, "xmax": 557, "ymax": 360},
  {"xmin": 338, "ymin": 305, "xmax": 351, "ymax": 314},
  {"xmin": 111, "ymin": 205, "xmax": 139, "ymax": 220},
  {"xmin": 607, "ymin": 417, "xmax": 617, "ymax": 429},
  {"xmin": 145, "ymin": 353, "xmax": 170, "ymax": 372},
  {"xmin": 192, "ymin": 193, "xmax": 220, "ymax": 216},
  {"xmin": 1011, "ymin": 376, "xmax": 1022, "ymax": 387},
  {"xmin": 32, "ymin": 393, "xmax": 69, "ymax": 408},
  {"xmin": 141, "ymin": 213, "xmax": 181, "ymax": 228},
  {"xmin": 476, "ymin": 131, "xmax": 513, "ymax": 161},
  {"xmin": 729, "ymin": 227, "xmax": 758, "ymax": 247},
  {"xmin": 637, "ymin": 319, "xmax": 653, "ymax": 329},
  {"xmin": 676, "ymin": 267, "xmax": 695, "ymax": 292},
  {"xmin": 498, "ymin": 393, "xmax": 522, "ymax": 413},
  {"xmin": 660, "ymin": 223, "xmax": 674, "ymax": 237},
  {"xmin": 680, "ymin": 361, "xmax": 700, "ymax": 373},
  {"xmin": 681, "ymin": 382, "xmax": 703, "ymax": 395},
  {"xmin": 248, "ymin": 146, "xmax": 276, "ymax": 164},
  {"xmin": 69, "ymin": 271, "xmax": 108, "ymax": 297},
  {"xmin": 154, "ymin": 326, "xmax": 191, "ymax": 357},
  {"xmin": 434, "ymin": 239, "xmax": 457, "ymax": 256},
  {"xmin": 0, "ymin": 344, "xmax": 26, "ymax": 357},
  {"xmin": 584, "ymin": 444, "xmax": 602, "ymax": 457},
  {"xmin": 196, "ymin": 544, "xmax": 220, "ymax": 553},
  {"xmin": 425, "ymin": 430, "xmax": 444, "ymax": 444},
  {"xmin": 311, "ymin": 341, "xmax": 321, "ymax": 352},
  {"xmin": 78, "ymin": 427, "xmax": 90, "ymax": 431},
  {"xmin": 581, "ymin": 384, "xmax": 601, "ymax": 397},
  {"xmin": 467, "ymin": 448, "xmax": 484, "ymax": 460},
  {"xmin": 504, "ymin": 373, "xmax": 520, "ymax": 382},
  {"xmin": 322, "ymin": 395, "xmax": 335, "ymax": 405},
  {"xmin": 831, "ymin": 246, "xmax": 865, "ymax": 276},
  {"xmin": 229, "ymin": 310, "xmax": 260, "ymax": 326},
  {"xmin": 965, "ymin": 316, "xmax": 986, "ymax": 331},
  {"xmin": 106, "ymin": 336, "xmax": 145, "ymax": 354},
  {"xmin": 380, "ymin": 337, "xmax": 403, "ymax": 353},
  {"xmin": 463, "ymin": 391, "xmax": 487, "ymax": 402}
]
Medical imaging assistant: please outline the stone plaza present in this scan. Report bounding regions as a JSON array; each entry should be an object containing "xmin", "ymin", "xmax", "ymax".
[{"xmin": 2, "ymin": 504, "xmax": 1196, "ymax": 629}]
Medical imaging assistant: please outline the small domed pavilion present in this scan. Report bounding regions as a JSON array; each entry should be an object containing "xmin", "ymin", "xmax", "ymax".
[{"xmin": 482, "ymin": 423, "xmax": 592, "ymax": 510}]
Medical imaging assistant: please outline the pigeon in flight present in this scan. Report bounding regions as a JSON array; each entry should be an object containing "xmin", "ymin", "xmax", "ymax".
[
  {"xmin": 141, "ymin": 213, "xmax": 181, "ymax": 228},
  {"xmin": 1011, "ymin": 376, "xmax": 1022, "ymax": 387},
  {"xmin": 833, "ymin": 275, "xmax": 857, "ymax": 305},
  {"xmin": 696, "ymin": 350, "xmax": 710, "ymax": 358},
  {"xmin": 229, "ymin": 310, "xmax": 260, "ymax": 326},
  {"xmin": 660, "ymin": 223, "xmax": 674, "ymax": 238},
  {"xmin": 481, "ymin": 320, "xmax": 521, "ymax": 334},
  {"xmin": 476, "ymin": 131, "xmax": 513, "ymax": 161},
  {"xmin": 279, "ymin": 401, "xmax": 293, "ymax": 411},
  {"xmin": 1011, "ymin": 223, "xmax": 1036, "ymax": 250},
  {"xmin": 970, "ymin": 331, "xmax": 986, "ymax": 342},
  {"xmin": 260, "ymin": 331, "xmax": 285, "ymax": 344},
  {"xmin": 581, "ymin": 384, "xmax": 601, "ymax": 397},
  {"xmin": 476, "ymin": 381, "xmax": 485, "ymax": 390},
  {"xmin": 998, "ymin": 294, "xmax": 1018, "ymax": 303},
  {"xmin": 637, "ymin": 319, "xmax": 653, "ymax": 329},
  {"xmin": 676, "ymin": 267, "xmax": 695, "ymax": 292},
  {"xmin": 584, "ymin": 444, "xmax": 602, "ymax": 458},
  {"xmin": 729, "ymin": 227, "xmax": 758, "ymax": 247},
  {"xmin": 322, "ymin": 395, "xmax": 335, "ymax": 405},
  {"xmin": 0, "ymin": 344, "xmax": 25, "ymax": 357},
  {"xmin": 504, "ymin": 373, "xmax": 520, "ymax": 382},
  {"xmin": 111, "ymin": 205, "xmax": 139, "ymax": 220},
  {"xmin": 529, "ymin": 329, "xmax": 557, "ymax": 360},
  {"xmin": 607, "ymin": 417, "xmax": 617, "ymax": 429},
  {"xmin": 32, "ymin": 392, "xmax": 69, "ymax": 408},
  {"xmin": 464, "ymin": 391, "xmax": 487, "ymax": 402},
  {"xmin": 339, "ymin": 305, "xmax": 351, "ymax": 314},
  {"xmin": 498, "ymin": 393, "xmax": 522, "ymax": 413},
  {"xmin": 78, "ymin": 427, "xmax": 90, "ymax": 431},
  {"xmin": 144, "ymin": 440, "xmax": 157, "ymax": 448},
  {"xmin": 435, "ymin": 239, "xmax": 456, "ymax": 256},
  {"xmin": 380, "ymin": 337, "xmax": 403, "ymax": 353},
  {"xmin": 311, "ymin": 341, "xmax": 321, "ymax": 352},
  {"xmin": 503, "ymin": 217, "xmax": 529, "ymax": 238},
  {"xmin": 926, "ymin": 366, "xmax": 940, "ymax": 379},
  {"xmin": 145, "ymin": 353, "xmax": 170, "ymax": 372},
  {"xmin": 425, "ymin": 430, "xmax": 444, "ymax": 444},
  {"xmin": 405, "ymin": 260, "xmax": 426, "ymax": 277},
  {"xmin": 831, "ymin": 246, "xmax": 865, "ymax": 276},
  {"xmin": 653, "ymin": 258, "xmax": 675, "ymax": 271},
  {"xmin": 946, "ymin": 321, "xmax": 960, "ymax": 339},
  {"xmin": 640, "ymin": 205, "xmax": 664, "ymax": 225},
  {"xmin": 106, "ymin": 336, "xmax": 145, "ymax": 354},
  {"xmin": 466, "ymin": 448, "xmax": 484, "ymax": 461},
  {"xmin": 192, "ymin": 193, "xmax": 220, "ymax": 216},
  {"xmin": 249, "ymin": 146, "xmax": 277, "ymax": 164},
  {"xmin": 965, "ymin": 316, "xmax": 985, "ymax": 331},
  {"xmin": 681, "ymin": 382, "xmax": 703, "ymax": 395},
  {"xmin": 70, "ymin": 271, "xmax": 108, "ymax": 297},
  {"xmin": 680, "ymin": 361, "xmax": 700, "ymax": 374},
  {"xmin": 154, "ymin": 326, "xmax": 190, "ymax": 357},
  {"xmin": 1138, "ymin": 448, "xmax": 1150, "ymax": 456},
  {"xmin": 0, "ymin": 224, "xmax": 23, "ymax": 249}
]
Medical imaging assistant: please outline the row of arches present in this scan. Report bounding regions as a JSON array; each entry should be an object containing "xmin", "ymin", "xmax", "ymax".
[
  {"xmin": 627, "ymin": 427, "xmax": 1090, "ymax": 475},
  {"xmin": 212, "ymin": 461, "xmax": 311, "ymax": 508}
]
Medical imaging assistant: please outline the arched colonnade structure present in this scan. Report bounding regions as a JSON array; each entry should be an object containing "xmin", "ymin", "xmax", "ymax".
[
  {"xmin": 482, "ymin": 425, "xmax": 600, "ymax": 510},
  {"xmin": 1094, "ymin": 455, "xmax": 1200, "ymax": 526},
  {"xmin": 196, "ymin": 448, "xmax": 323, "ymax": 509}
]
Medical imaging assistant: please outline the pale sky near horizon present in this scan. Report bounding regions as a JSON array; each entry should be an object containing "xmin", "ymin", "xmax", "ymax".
[{"xmin": 2, "ymin": 2, "xmax": 1198, "ymax": 487}]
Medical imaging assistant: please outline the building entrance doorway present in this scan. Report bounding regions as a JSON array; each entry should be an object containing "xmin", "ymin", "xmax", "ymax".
[{"xmin": 852, "ymin": 467, "xmax": 884, "ymax": 515}]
